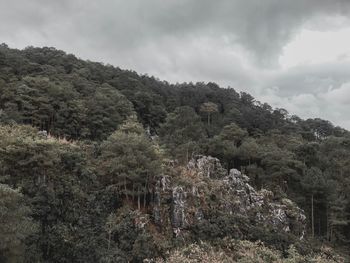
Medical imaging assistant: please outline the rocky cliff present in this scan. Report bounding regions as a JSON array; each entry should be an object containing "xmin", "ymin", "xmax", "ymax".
[{"xmin": 152, "ymin": 156, "xmax": 306, "ymax": 239}]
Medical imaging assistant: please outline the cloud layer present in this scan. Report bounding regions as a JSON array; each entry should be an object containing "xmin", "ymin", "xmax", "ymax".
[{"xmin": 2, "ymin": 0, "xmax": 350, "ymax": 128}]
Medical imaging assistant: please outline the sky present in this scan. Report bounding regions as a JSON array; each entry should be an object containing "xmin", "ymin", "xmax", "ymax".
[{"xmin": 1, "ymin": 0, "xmax": 350, "ymax": 128}]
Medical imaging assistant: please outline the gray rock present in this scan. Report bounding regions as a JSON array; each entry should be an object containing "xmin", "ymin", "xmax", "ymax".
[{"xmin": 152, "ymin": 156, "xmax": 306, "ymax": 239}]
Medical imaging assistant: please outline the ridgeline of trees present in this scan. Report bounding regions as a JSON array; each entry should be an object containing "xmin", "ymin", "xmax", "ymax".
[{"xmin": 0, "ymin": 44, "xmax": 349, "ymax": 262}]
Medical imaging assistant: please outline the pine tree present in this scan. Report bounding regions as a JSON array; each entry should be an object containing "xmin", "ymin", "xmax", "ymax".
[
  {"xmin": 199, "ymin": 102, "xmax": 219, "ymax": 126},
  {"xmin": 98, "ymin": 117, "xmax": 162, "ymax": 208},
  {"xmin": 159, "ymin": 106, "xmax": 206, "ymax": 162},
  {"xmin": 0, "ymin": 184, "xmax": 36, "ymax": 262}
]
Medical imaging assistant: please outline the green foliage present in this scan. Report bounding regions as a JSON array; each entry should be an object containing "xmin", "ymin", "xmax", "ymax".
[
  {"xmin": 199, "ymin": 101, "xmax": 219, "ymax": 126},
  {"xmin": 160, "ymin": 106, "xmax": 206, "ymax": 162},
  {"xmin": 154, "ymin": 239, "xmax": 345, "ymax": 263},
  {"xmin": 85, "ymin": 84, "xmax": 134, "ymax": 140},
  {"xmin": 0, "ymin": 184, "xmax": 37, "ymax": 263},
  {"xmin": 98, "ymin": 117, "xmax": 162, "ymax": 208},
  {"xmin": 0, "ymin": 125, "xmax": 105, "ymax": 262},
  {"xmin": 207, "ymin": 123, "xmax": 248, "ymax": 169},
  {"xmin": 102, "ymin": 206, "xmax": 160, "ymax": 262},
  {"xmin": 0, "ymin": 45, "xmax": 350, "ymax": 262}
]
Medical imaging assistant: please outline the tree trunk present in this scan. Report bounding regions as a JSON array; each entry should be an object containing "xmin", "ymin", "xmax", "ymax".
[
  {"xmin": 186, "ymin": 146, "xmax": 189, "ymax": 163},
  {"xmin": 326, "ymin": 204, "xmax": 329, "ymax": 240},
  {"xmin": 318, "ymin": 218, "xmax": 321, "ymax": 236},
  {"xmin": 311, "ymin": 194, "xmax": 314, "ymax": 237},
  {"xmin": 124, "ymin": 178, "xmax": 129, "ymax": 201},
  {"xmin": 108, "ymin": 231, "xmax": 111, "ymax": 250},
  {"xmin": 143, "ymin": 177, "xmax": 148, "ymax": 208},
  {"xmin": 137, "ymin": 187, "xmax": 141, "ymax": 210}
]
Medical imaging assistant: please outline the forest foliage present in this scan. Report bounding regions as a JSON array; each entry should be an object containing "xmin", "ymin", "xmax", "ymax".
[{"xmin": 0, "ymin": 44, "xmax": 349, "ymax": 262}]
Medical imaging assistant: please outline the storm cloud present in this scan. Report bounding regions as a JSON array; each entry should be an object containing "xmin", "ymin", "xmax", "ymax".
[{"xmin": 2, "ymin": 0, "xmax": 350, "ymax": 128}]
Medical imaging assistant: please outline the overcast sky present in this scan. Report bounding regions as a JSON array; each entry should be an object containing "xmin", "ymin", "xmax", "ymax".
[{"xmin": 1, "ymin": 0, "xmax": 350, "ymax": 128}]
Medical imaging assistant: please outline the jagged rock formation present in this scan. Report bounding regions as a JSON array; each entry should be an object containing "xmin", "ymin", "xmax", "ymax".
[
  {"xmin": 187, "ymin": 155, "xmax": 226, "ymax": 178},
  {"xmin": 153, "ymin": 155, "xmax": 306, "ymax": 239}
]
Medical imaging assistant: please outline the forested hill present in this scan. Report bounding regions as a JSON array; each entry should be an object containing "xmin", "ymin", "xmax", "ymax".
[
  {"xmin": 0, "ymin": 43, "xmax": 347, "ymax": 140},
  {"xmin": 0, "ymin": 44, "xmax": 349, "ymax": 262}
]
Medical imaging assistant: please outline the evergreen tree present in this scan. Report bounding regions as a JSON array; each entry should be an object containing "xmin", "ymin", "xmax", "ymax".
[
  {"xmin": 0, "ymin": 184, "xmax": 36, "ymax": 263},
  {"xmin": 98, "ymin": 117, "xmax": 162, "ymax": 209},
  {"xmin": 199, "ymin": 101, "xmax": 219, "ymax": 126},
  {"xmin": 300, "ymin": 167, "xmax": 326, "ymax": 238},
  {"xmin": 159, "ymin": 106, "xmax": 206, "ymax": 162}
]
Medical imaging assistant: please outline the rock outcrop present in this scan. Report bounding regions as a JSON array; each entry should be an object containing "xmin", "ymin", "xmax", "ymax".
[{"xmin": 153, "ymin": 155, "xmax": 306, "ymax": 239}]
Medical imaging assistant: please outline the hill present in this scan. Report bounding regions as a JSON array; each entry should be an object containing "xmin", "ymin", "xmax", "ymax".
[{"xmin": 0, "ymin": 44, "xmax": 349, "ymax": 262}]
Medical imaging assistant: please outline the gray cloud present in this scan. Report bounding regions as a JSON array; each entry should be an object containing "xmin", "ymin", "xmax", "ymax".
[
  {"xmin": 264, "ymin": 61, "xmax": 350, "ymax": 96},
  {"xmin": 3, "ymin": 0, "xmax": 350, "ymax": 63},
  {"xmin": 1, "ymin": 1, "xmax": 350, "ymax": 128},
  {"xmin": 259, "ymin": 81, "xmax": 350, "ymax": 129}
]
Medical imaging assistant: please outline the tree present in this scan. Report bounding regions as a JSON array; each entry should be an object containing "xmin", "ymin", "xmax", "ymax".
[
  {"xmin": 0, "ymin": 124, "xmax": 101, "ymax": 262},
  {"xmin": 260, "ymin": 143, "xmax": 304, "ymax": 195},
  {"xmin": 98, "ymin": 117, "xmax": 162, "ymax": 209},
  {"xmin": 207, "ymin": 123, "xmax": 248, "ymax": 170},
  {"xmin": 0, "ymin": 184, "xmax": 36, "ymax": 262},
  {"xmin": 303, "ymin": 118, "xmax": 335, "ymax": 140},
  {"xmin": 218, "ymin": 123, "xmax": 247, "ymax": 147},
  {"xmin": 327, "ymin": 182, "xmax": 349, "ymax": 242},
  {"xmin": 159, "ymin": 106, "xmax": 206, "ymax": 162},
  {"xmin": 131, "ymin": 91, "xmax": 167, "ymax": 131},
  {"xmin": 239, "ymin": 137, "xmax": 259, "ymax": 166},
  {"xmin": 85, "ymin": 84, "xmax": 134, "ymax": 140},
  {"xmin": 199, "ymin": 102, "xmax": 218, "ymax": 126},
  {"xmin": 300, "ymin": 167, "xmax": 326, "ymax": 238}
]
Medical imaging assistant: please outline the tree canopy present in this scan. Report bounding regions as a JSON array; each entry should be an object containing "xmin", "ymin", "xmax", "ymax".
[{"xmin": 0, "ymin": 45, "xmax": 349, "ymax": 262}]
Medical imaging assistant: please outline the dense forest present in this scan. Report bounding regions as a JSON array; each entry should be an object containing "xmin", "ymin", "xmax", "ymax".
[{"xmin": 0, "ymin": 44, "xmax": 349, "ymax": 262}]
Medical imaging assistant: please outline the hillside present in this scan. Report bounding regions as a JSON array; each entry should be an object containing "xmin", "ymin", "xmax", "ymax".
[{"xmin": 0, "ymin": 44, "xmax": 349, "ymax": 262}]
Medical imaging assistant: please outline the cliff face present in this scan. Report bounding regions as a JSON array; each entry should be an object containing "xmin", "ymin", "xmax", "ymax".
[{"xmin": 152, "ymin": 156, "xmax": 306, "ymax": 239}]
